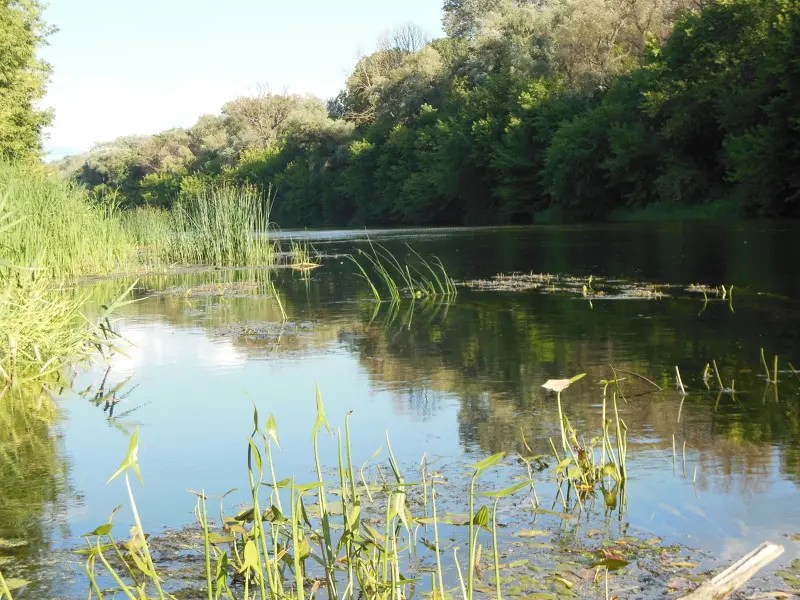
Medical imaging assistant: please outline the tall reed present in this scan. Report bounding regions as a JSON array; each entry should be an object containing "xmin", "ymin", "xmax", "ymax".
[
  {"xmin": 170, "ymin": 184, "xmax": 275, "ymax": 267},
  {"xmin": 0, "ymin": 162, "xmax": 134, "ymax": 277}
]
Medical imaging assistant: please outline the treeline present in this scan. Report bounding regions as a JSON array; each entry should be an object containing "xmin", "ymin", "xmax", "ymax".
[{"xmin": 57, "ymin": 0, "xmax": 800, "ymax": 225}]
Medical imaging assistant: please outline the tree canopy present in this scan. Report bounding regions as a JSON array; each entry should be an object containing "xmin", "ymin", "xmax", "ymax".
[
  {"xmin": 0, "ymin": 0, "xmax": 53, "ymax": 160},
  {"xmin": 57, "ymin": 0, "xmax": 800, "ymax": 223}
]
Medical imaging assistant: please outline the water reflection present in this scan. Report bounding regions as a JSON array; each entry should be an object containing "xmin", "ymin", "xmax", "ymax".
[
  {"xmin": 0, "ymin": 388, "xmax": 73, "ymax": 597},
  {"xmin": 89, "ymin": 264, "xmax": 800, "ymax": 499},
  {"xmin": 4, "ymin": 224, "xmax": 800, "ymax": 597}
]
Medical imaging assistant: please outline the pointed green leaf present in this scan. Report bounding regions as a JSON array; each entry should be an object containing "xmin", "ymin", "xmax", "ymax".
[
  {"xmin": 265, "ymin": 414, "xmax": 280, "ymax": 447},
  {"xmin": 240, "ymin": 540, "xmax": 259, "ymax": 573},
  {"xmin": 480, "ymin": 480, "xmax": 534, "ymax": 498},
  {"xmin": 107, "ymin": 428, "xmax": 140, "ymax": 484},
  {"xmin": 467, "ymin": 452, "xmax": 506, "ymax": 476},
  {"xmin": 602, "ymin": 463, "xmax": 620, "ymax": 481},
  {"xmin": 82, "ymin": 523, "xmax": 113, "ymax": 537},
  {"xmin": 472, "ymin": 505, "xmax": 490, "ymax": 529},
  {"xmin": 592, "ymin": 558, "xmax": 629, "ymax": 571},
  {"xmin": 312, "ymin": 384, "xmax": 332, "ymax": 438}
]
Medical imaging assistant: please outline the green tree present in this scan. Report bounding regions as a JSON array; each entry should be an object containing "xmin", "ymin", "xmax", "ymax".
[{"xmin": 0, "ymin": 0, "xmax": 53, "ymax": 160}]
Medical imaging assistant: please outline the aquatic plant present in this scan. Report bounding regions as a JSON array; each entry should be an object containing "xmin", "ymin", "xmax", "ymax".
[
  {"xmin": 0, "ymin": 273, "xmax": 134, "ymax": 388},
  {"xmin": 120, "ymin": 184, "xmax": 277, "ymax": 268},
  {"xmin": 33, "ymin": 387, "xmax": 644, "ymax": 600},
  {"xmin": 0, "ymin": 190, "xmax": 135, "ymax": 387},
  {"xmin": 543, "ymin": 374, "xmax": 628, "ymax": 514},
  {"xmin": 349, "ymin": 240, "xmax": 457, "ymax": 303},
  {"xmin": 287, "ymin": 239, "xmax": 320, "ymax": 271},
  {"xmin": 168, "ymin": 184, "xmax": 276, "ymax": 267}
]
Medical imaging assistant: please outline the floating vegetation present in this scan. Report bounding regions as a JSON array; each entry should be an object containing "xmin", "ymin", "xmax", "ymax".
[{"xmin": 462, "ymin": 272, "xmax": 744, "ymax": 304}]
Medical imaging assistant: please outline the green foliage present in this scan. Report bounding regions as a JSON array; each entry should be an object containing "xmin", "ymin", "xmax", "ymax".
[
  {"xmin": 56, "ymin": 0, "xmax": 800, "ymax": 223},
  {"xmin": 0, "ymin": 162, "xmax": 134, "ymax": 276},
  {"xmin": 0, "ymin": 0, "xmax": 53, "ymax": 161}
]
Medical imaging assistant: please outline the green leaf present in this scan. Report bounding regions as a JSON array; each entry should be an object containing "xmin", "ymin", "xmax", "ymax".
[
  {"xmin": 248, "ymin": 438, "xmax": 263, "ymax": 474},
  {"xmin": 312, "ymin": 384, "xmax": 332, "ymax": 438},
  {"xmin": 569, "ymin": 373, "xmax": 587, "ymax": 384},
  {"xmin": 240, "ymin": 540, "xmax": 259, "ymax": 573},
  {"xmin": 472, "ymin": 505, "xmax": 490, "ymax": 529},
  {"xmin": 513, "ymin": 529, "xmax": 549, "ymax": 538},
  {"xmin": 592, "ymin": 558, "xmax": 629, "ymax": 571},
  {"xmin": 603, "ymin": 463, "xmax": 620, "ymax": 481},
  {"xmin": 467, "ymin": 452, "xmax": 506, "ymax": 476},
  {"xmin": 82, "ymin": 523, "xmax": 113, "ymax": 537},
  {"xmin": 291, "ymin": 481, "xmax": 331, "ymax": 492},
  {"xmin": 106, "ymin": 428, "xmax": 141, "ymax": 485},
  {"xmin": 555, "ymin": 458, "xmax": 572, "ymax": 474},
  {"xmin": 480, "ymin": 480, "xmax": 534, "ymax": 498},
  {"xmin": 265, "ymin": 414, "xmax": 280, "ymax": 447},
  {"xmin": 2, "ymin": 578, "xmax": 31, "ymax": 592},
  {"xmin": 207, "ymin": 532, "xmax": 235, "ymax": 545},
  {"xmin": 567, "ymin": 466, "xmax": 583, "ymax": 480}
]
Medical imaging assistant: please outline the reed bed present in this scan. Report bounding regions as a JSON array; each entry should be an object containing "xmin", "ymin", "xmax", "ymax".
[
  {"xmin": 121, "ymin": 185, "xmax": 277, "ymax": 267},
  {"xmin": 0, "ymin": 167, "xmax": 135, "ymax": 387},
  {"xmin": 0, "ymin": 162, "xmax": 134, "ymax": 277}
]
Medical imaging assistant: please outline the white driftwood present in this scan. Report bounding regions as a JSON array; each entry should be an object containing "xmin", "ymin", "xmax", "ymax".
[{"xmin": 679, "ymin": 541, "xmax": 785, "ymax": 600}]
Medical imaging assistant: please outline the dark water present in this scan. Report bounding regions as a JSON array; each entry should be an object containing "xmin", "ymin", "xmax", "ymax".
[{"xmin": 3, "ymin": 222, "xmax": 800, "ymax": 597}]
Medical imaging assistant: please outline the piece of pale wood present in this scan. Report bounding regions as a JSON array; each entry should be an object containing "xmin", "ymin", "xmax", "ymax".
[{"xmin": 679, "ymin": 541, "xmax": 785, "ymax": 600}]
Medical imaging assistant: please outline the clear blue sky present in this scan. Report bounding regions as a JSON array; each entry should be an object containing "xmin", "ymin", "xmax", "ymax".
[{"xmin": 40, "ymin": 0, "xmax": 445, "ymax": 159}]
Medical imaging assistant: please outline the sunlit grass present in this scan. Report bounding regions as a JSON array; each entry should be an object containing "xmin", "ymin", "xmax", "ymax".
[
  {"xmin": 0, "ymin": 162, "xmax": 134, "ymax": 277},
  {"xmin": 121, "ymin": 184, "xmax": 277, "ymax": 268},
  {"xmin": 0, "ymin": 171, "xmax": 135, "ymax": 387},
  {"xmin": 349, "ymin": 240, "xmax": 457, "ymax": 303}
]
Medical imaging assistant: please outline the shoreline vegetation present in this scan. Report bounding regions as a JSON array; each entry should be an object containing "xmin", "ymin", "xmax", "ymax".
[{"xmin": 53, "ymin": 0, "xmax": 800, "ymax": 227}]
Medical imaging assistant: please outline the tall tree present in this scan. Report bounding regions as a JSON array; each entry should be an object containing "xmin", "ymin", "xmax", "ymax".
[{"xmin": 0, "ymin": 0, "xmax": 53, "ymax": 160}]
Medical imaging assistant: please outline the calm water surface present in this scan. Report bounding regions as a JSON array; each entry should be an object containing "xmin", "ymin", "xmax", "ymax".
[{"xmin": 3, "ymin": 222, "xmax": 800, "ymax": 597}]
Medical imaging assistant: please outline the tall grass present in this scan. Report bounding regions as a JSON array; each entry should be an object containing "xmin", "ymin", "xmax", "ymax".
[
  {"xmin": 0, "ymin": 162, "xmax": 134, "ymax": 277},
  {"xmin": 173, "ymin": 184, "xmax": 275, "ymax": 266},
  {"xmin": 349, "ymin": 241, "xmax": 458, "ymax": 303},
  {"xmin": 0, "ymin": 164, "xmax": 134, "ymax": 387},
  {"xmin": 120, "ymin": 184, "xmax": 276, "ymax": 267}
]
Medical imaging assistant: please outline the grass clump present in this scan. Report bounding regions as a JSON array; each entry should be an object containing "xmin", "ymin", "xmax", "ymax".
[
  {"xmin": 169, "ymin": 184, "xmax": 275, "ymax": 267},
  {"xmin": 0, "ymin": 165, "xmax": 135, "ymax": 388},
  {"xmin": 0, "ymin": 162, "xmax": 134, "ymax": 277},
  {"xmin": 287, "ymin": 239, "xmax": 320, "ymax": 270},
  {"xmin": 121, "ymin": 184, "xmax": 276, "ymax": 268},
  {"xmin": 349, "ymin": 241, "xmax": 457, "ymax": 303}
]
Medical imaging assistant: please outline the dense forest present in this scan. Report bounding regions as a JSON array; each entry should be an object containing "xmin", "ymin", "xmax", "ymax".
[{"xmin": 47, "ymin": 0, "xmax": 800, "ymax": 226}]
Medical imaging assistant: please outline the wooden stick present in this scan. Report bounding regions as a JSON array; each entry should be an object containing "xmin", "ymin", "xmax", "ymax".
[{"xmin": 679, "ymin": 541, "xmax": 784, "ymax": 599}]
